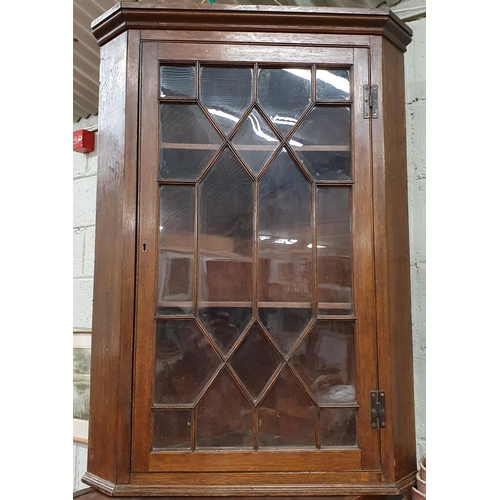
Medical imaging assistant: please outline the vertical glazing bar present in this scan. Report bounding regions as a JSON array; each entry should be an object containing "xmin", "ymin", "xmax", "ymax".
[
  {"xmin": 194, "ymin": 183, "xmax": 199, "ymax": 317},
  {"xmin": 315, "ymin": 405, "xmax": 321, "ymax": 450},
  {"xmin": 253, "ymin": 63, "xmax": 258, "ymax": 102},
  {"xmin": 253, "ymin": 178, "xmax": 258, "ymax": 321},
  {"xmin": 312, "ymin": 184, "xmax": 318, "ymax": 319},
  {"xmin": 193, "ymin": 62, "xmax": 200, "ymax": 317},
  {"xmin": 252, "ymin": 64, "xmax": 260, "ymax": 451},
  {"xmin": 311, "ymin": 64, "xmax": 317, "ymax": 103},
  {"xmin": 253, "ymin": 407, "xmax": 259, "ymax": 450},
  {"xmin": 311, "ymin": 64, "xmax": 318, "ymax": 320},
  {"xmin": 191, "ymin": 408, "xmax": 196, "ymax": 451},
  {"xmin": 195, "ymin": 61, "xmax": 200, "ymax": 99},
  {"xmin": 253, "ymin": 65, "xmax": 259, "ymax": 322}
]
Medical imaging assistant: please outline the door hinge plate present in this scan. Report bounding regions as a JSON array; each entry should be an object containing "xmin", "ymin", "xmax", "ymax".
[
  {"xmin": 370, "ymin": 390, "xmax": 386, "ymax": 429},
  {"xmin": 363, "ymin": 84, "xmax": 378, "ymax": 119}
]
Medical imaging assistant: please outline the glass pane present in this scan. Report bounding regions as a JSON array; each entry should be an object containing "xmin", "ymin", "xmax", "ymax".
[
  {"xmin": 158, "ymin": 185, "xmax": 194, "ymax": 314},
  {"xmin": 317, "ymin": 187, "xmax": 352, "ymax": 314},
  {"xmin": 198, "ymin": 307, "xmax": 252, "ymax": 356},
  {"xmin": 199, "ymin": 148, "xmax": 254, "ymax": 306},
  {"xmin": 258, "ymin": 68, "xmax": 311, "ymax": 136},
  {"xmin": 160, "ymin": 65, "xmax": 196, "ymax": 98},
  {"xmin": 258, "ymin": 307, "xmax": 311, "ymax": 356},
  {"xmin": 258, "ymin": 366, "xmax": 316, "ymax": 448},
  {"xmin": 320, "ymin": 408, "xmax": 357, "ymax": 447},
  {"xmin": 155, "ymin": 320, "xmax": 221, "ymax": 405},
  {"xmin": 316, "ymin": 69, "xmax": 350, "ymax": 101},
  {"xmin": 200, "ymin": 66, "xmax": 253, "ymax": 136},
  {"xmin": 291, "ymin": 320, "xmax": 356, "ymax": 405},
  {"xmin": 291, "ymin": 106, "xmax": 351, "ymax": 180},
  {"xmin": 159, "ymin": 103, "xmax": 222, "ymax": 180},
  {"xmin": 258, "ymin": 150, "xmax": 312, "ymax": 304},
  {"xmin": 229, "ymin": 323, "xmax": 282, "ymax": 401},
  {"xmin": 196, "ymin": 368, "xmax": 254, "ymax": 448},
  {"xmin": 73, "ymin": 346, "xmax": 91, "ymax": 420},
  {"xmin": 153, "ymin": 410, "xmax": 192, "ymax": 449},
  {"xmin": 232, "ymin": 107, "xmax": 279, "ymax": 177}
]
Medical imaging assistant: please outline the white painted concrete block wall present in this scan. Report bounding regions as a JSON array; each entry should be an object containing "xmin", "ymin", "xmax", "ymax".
[
  {"xmin": 73, "ymin": 115, "xmax": 97, "ymax": 330},
  {"xmin": 72, "ymin": 15, "xmax": 426, "ymax": 489},
  {"xmin": 404, "ymin": 16, "xmax": 426, "ymax": 462},
  {"xmin": 73, "ymin": 115, "xmax": 97, "ymax": 491}
]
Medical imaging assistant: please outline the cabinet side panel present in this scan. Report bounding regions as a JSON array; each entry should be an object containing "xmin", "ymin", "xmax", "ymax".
[
  {"xmin": 378, "ymin": 38, "xmax": 417, "ymax": 481},
  {"xmin": 86, "ymin": 31, "xmax": 139, "ymax": 485}
]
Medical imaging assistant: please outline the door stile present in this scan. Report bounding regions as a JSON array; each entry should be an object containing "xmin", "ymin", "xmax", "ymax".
[
  {"xmin": 132, "ymin": 41, "xmax": 160, "ymax": 471},
  {"xmin": 352, "ymin": 47, "xmax": 379, "ymax": 470}
]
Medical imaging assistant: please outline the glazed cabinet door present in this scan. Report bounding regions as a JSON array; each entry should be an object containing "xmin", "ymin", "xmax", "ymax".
[{"xmin": 132, "ymin": 40, "xmax": 379, "ymax": 483}]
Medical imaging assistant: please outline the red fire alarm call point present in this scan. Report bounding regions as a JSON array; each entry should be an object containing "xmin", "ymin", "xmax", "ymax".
[{"xmin": 73, "ymin": 129, "xmax": 95, "ymax": 153}]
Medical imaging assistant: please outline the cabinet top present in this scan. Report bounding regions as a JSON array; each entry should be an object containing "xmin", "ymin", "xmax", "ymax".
[{"xmin": 91, "ymin": 2, "xmax": 412, "ymax": 51}]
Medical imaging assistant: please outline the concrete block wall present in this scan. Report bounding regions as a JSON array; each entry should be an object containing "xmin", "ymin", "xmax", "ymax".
[
  {"xmin": 73, "ymin": 115, "xmax": 97, "ymax": 491},
  {"xmin": 73, "ymin": 115, "xmax": 98, "ymax": 330},
  {"xmin": 404, "ymin": 15, "xmax": 426, "ymax": 462},
  {"xmin": 72, "ymin": 12, "xmax": 426, "ymax": 489}
]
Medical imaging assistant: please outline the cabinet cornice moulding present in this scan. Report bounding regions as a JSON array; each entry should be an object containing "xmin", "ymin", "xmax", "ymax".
[{"xmin": 91, "ymin": 2, "xmax": 412, "ymax": 51}]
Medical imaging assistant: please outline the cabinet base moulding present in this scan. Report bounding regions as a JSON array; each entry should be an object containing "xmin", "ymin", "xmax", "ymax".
[{"xmin": 81, "ymin": 471, "xmax": 416, "ymax": 497}]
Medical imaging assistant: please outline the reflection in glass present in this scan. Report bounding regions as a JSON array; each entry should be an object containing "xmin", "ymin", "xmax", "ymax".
[
  {"xmin": 158, "ymin": 185, "xmax": 194, "ymax": 314},
  {"xmin": 229, "ymin": 323, "xmax": 282, "ymax": 401},
  {"xmin": 320, "ymin": 408, "xmax": 357, "ymax": 447},
  {"xmin": 291, "ymin": 106, "xmax": 351, "ymax": 180},
  {"xmin": 159, "ymin": 103, "xmax": 222, "ymax": 180},
  {"xmin": 291, "ymin": 320, "xmax": 356, "ymax": 404},
  {"xmin": 153, "ymin": 410, "xmax": 192, "ymax": 449},
  {"xmin": 196, "ymin": 368, "xmax": 253, "ymax": 448},
  {"xmin": 200, "ymin": 66, "xmax": 253, "ymax": 136},
  {"xmin": 316, "ymin": 69, "xmax": 350, "ymax": 101},
  {"xmin": 259, "ymin": 308, "xmax": 311, "ymax": 355},
  {"xmin": 198, "ymin": 307, "xmax": 252, "ymax": 355},
  {"xmin": 157, "ymin": 306, "xmax": 193, "ymax": 316},
  {"xmin": 317, "ymin": 187, "xmax": 352, "ymax": 313},
  {"xmin": 258, "ymin": 68, "xmax": 311, "ymax": 136},
  {"xmin": 160, "ymin": 65, "xmax": 196, "ymax": 98},
  {"xmin": 232, "ymin": 107, "xmax": 279, "ymax": 177},
  {"xmin": 258, "ymin": 150, "xmax": 312, "ymax": 304},
  {"xmin": 73, "ymin": 347, "xmax": 91, "ymax": 420},
  {"xmin": 258, "ymin": 366, "xmax": 316, "ymax": 447},
  {"xmin": 155, "ymin": 320, "xmax": 221, "ymax": 405},
  {"xmin": 199, "ymin": 148, "xmax": 254, "ymax": 304}
]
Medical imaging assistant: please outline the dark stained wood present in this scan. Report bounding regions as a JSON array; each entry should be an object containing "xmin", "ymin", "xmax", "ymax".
[
  {"xmin": 91, "ymin": 3, "xmax": 412, "ymax": 51},
  {"xmin": 157, "ymin": 43, "xmax": 354, "ymax": 65},
  {"xmin": 75, "ymin": 487, "xmax": 408, "ymax": 500},
  {"xmin": 131, "ymin": 40, "xmax": 160, "ymax": 474},
  {"xmin": 350, "ymin": 46, "xmax": 378, "ymax": 471},
  {"xmin": 369, "ymin": 35, "xmax": 417, "ymax": 483},
  {"xmin": 87, "ymin": 3, "xmax": 416, "ymax": 497},
  {"xmin": 85, "ymin": 29, "xmax": 140, "ymax": 488},
  {"xmin": 141, "ymin": 30, "xmax": 371, "ymax": 48}
]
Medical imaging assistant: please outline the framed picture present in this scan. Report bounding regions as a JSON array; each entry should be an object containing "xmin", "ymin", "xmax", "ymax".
[{"xmin": 73, "ymin": 330, "xmax": 91, "ymax": 443}]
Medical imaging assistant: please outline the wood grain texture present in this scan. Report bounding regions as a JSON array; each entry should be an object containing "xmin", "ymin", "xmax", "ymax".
[
  {"xmin": 91, "ymin": 3, "xmax": 412, "ymax": 51},
  {"xmin": 85, "ymin": 30, "xmax": 140, "ymax": 487},
  {"xmin": 86, "ymin": 3, "xmax": 415, "ymax": 496},
  {"xmin": 75, "ymin": 486, "xmax": 408, "ymax": 500},
  {"xmin": 369, "ymin": 35, "xmax": 417, "ymax": 483}
]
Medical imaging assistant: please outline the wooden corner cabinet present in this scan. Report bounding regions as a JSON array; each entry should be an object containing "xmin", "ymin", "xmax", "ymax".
[{"xmin": 83, "ymin": 3, "xmax": 415, "ymax": 497}]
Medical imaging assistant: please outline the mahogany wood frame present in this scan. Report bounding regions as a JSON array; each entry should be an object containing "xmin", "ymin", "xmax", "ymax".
[{"xmin": 84, "ymin": 3, "xmax": 415, "ymax": 497}]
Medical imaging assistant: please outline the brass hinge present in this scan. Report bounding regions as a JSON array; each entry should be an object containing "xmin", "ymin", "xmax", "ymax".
[
  {"xmin": 370, "ymin": 390, "xmax": 386, "ymax": 429},
  {"xmin": 363, "ymin": 84, "xmax": 379, "ymax": 119}
]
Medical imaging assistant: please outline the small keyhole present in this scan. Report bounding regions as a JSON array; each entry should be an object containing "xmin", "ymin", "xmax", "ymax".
[{"xmin": 142, "ymin": 243, "xmax": 147, "ymax": 252}]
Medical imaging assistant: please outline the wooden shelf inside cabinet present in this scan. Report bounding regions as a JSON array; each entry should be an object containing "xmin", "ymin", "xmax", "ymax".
[{"xmin": 86, "ymin": 3, "xmax": 415, "ymax": 498}]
